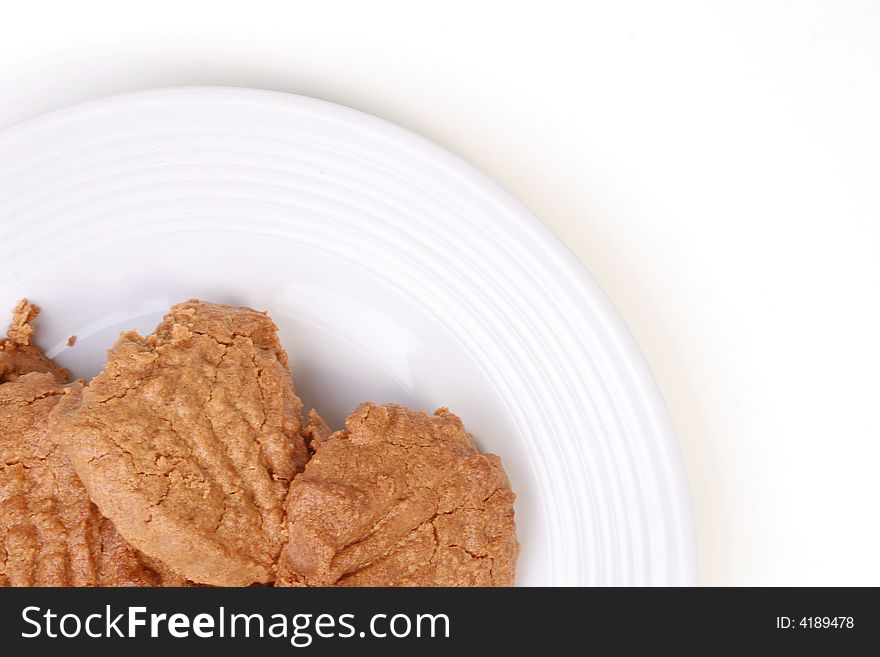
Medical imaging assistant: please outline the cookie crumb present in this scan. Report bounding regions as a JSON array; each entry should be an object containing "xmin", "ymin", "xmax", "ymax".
[
  {"xmin": 67, "ymin": 335, "xmax": 77, "ymax": 347},
  {"xmin": 7, "ymin": 299, "xmax": 40, "ymax": 346},
  {"xmin": 0, "ymin": 300, "xmax": 68, "ymax": 384},
  {"xmin": 302, "ymin": 409, "xmax": 332, "ymax": 449}
]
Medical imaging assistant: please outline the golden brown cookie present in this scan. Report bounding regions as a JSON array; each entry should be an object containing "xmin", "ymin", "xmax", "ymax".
[
  {"xmin": 0, "ymin": 372, "xmax": 185, "ymax": 587},
  {"xmin": 277, "ymin": 403, "xmax": 519, "ymax": 587},
  {"xmin": 52, "ymin": 300, "xmax": 308, "ymax": 586},
  {"xmin": 0, "ymin": 300, "xmax": 68, "ymax": 384}
]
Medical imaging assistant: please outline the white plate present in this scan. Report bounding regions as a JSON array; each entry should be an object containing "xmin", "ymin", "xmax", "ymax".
[{"xmin": 0, "ymin": 87, "xmax": 695, "ymax": 586}]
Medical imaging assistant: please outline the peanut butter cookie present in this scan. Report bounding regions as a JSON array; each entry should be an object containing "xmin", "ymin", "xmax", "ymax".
[
  {"xmin": 0, "ymin": 372, "xmax": 185, "ymax": 586},
  {"xmin": 277, "ymin": 403, "xmax": 518, "ymax": 586},
  {"xmin": 52, "ymin": 300, "xmax": 308, "ymax": 586}
]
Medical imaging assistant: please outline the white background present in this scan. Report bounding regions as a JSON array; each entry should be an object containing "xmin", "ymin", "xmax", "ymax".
[{"xmin": 2, "ymin": 0, "xmax": 878, "ymax": 585}]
